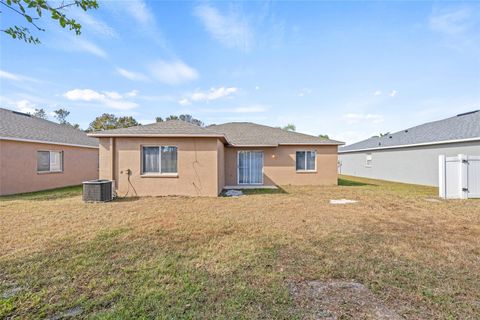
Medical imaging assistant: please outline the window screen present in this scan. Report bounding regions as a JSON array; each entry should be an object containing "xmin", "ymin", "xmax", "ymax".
[{"xmin": 296, "ymin": 151, "xmax": 316, "ymax": 171}]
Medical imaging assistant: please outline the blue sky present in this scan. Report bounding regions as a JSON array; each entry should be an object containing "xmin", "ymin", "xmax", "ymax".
[{"xmin": 1, "ymin": 1, "xmax": 479, "ymax": 144}]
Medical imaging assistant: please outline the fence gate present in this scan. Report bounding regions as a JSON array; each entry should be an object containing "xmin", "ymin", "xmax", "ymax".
[{"xmin": 439, "ymin": 154, "xmax": 480, "ymax": 199}]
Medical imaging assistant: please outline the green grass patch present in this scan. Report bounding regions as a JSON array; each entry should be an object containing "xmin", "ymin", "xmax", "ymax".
[
  {"xmin": 338, "ymin": 178, "xmax": 374, "ymax": 187},
  {"xmin": 0, "ymin": 185, "xmax": 82, "ymax": 202}
]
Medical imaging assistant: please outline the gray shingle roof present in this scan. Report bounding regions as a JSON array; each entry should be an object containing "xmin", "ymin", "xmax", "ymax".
[
  {"xmin": 88, "ymin": 120, "xmax": 224, "ymax": 137},
  {"xmin": 0, "ymin": 108, "xmax": 98, "ymax": 148},
  {"xmin": 340, "ymin": 110, "xmax": 480, "ymax": 153},
  {"xmin": 88, "ymin": 120, "xmax": 343, "ymax": 146},
  {"xmin": 208, "ymin": 122, "xmax": 344, "ymax": 146}
]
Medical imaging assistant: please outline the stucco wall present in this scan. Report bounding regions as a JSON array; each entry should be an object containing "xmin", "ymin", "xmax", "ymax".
[
  {"xmin": 224, "ymin": 145, "xmax": 338, "ymax": 186},
  {"xmin": 339, "ymin": 141, "xmax": 480, "ymax": 186},
  {"xmin": 217, "ymin": 139, "xmax": 225, "ymax": 194},
  {"xmin": 99, "ymin": 137, "xmax": 221, "ymax": 197},
  {"xmin": 0, "ymin": 140, "xmax": 98, "ymax": 196}
]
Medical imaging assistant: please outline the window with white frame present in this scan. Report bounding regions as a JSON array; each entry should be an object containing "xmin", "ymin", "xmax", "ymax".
[
  {"xmin": 296, "ymin": 151, "xmax": 316, "ymax": 171},
  {"xmin": 37, "ymin": 151, "xmax": 63, "ymax": 172},
  {"xmin": 142, "ymin": 146, "xmax": 178, "ymax": 174},
  {"xmin": 365, "ymin": 153, "xmax": 373, "ymax": 167}
]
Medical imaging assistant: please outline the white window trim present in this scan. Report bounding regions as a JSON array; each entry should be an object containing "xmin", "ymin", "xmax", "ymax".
[
  {"xmin": 37, "ymin": 150, "xmax": 64, "ymax": 173},
  {"xmin": 141, "ymin": 145, "xmax": 178, "ymax": 175},
  {"xmin": 296, "ymin": 150, "xmax": 317, "ymax": 172},
  {"xmin": 237, "ymin": 150, "xmax": 264, "ymax": 185},
  {"xmin": 365, "ymin": 153, "xmax": 373, "ymax": 168}
]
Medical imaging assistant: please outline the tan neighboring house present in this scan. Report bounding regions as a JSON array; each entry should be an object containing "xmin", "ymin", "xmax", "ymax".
[
  {"xmin": 89, "ymin": 120, "xmax": 343, "ymax": 197},
  {"xmin": 0, "ymin": 108, "xmax": 99, "ymax": 196}
]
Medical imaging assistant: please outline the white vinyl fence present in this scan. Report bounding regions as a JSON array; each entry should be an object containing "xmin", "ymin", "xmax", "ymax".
[{"xmin": 439, "ymin": 154, "xmax": 480, "ymax": 199}]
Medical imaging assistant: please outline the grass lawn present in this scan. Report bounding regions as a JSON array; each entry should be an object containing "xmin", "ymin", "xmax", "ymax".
[{"xmin": 1, "ymin": 176, "xmax": 479, "ymax": 319}]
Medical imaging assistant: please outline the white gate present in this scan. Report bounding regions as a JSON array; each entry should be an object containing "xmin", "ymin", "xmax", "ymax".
[{"xmin": 439, "ymin": 154, "xmax": 480, "ymax": 199}]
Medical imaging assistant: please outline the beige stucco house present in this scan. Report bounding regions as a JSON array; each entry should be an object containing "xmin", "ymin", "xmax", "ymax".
[
  {"xmin": 89, "ymin": 120, "xmax": 343, "ymax": 197},
  {"xmin": 0, "ymin": 108, "xmax": 99, "ymax": 196}
]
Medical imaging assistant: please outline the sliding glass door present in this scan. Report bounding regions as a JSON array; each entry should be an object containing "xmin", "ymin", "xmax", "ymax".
[{"xmin": 238, "ymin": 151, "xmax": 263, "ymax": 185}]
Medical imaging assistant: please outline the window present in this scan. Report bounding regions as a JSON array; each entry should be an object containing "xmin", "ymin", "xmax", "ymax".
[
  {"xmin": 296, "ymin": 151, "xmax": 316, "ymax": 171},
  {"xmin": 37, "ymin": 151, "xmax": 63, "ymax": 172},
  {"xmin": 142, "ymin": 146, "xmax": 178, "ymax": 174},
  {"xmin": 365, "ymin": 153, "xmax": 373, "ymax": 167}
]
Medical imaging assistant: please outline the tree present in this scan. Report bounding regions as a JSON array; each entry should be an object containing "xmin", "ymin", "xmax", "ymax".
[
  {"xmin": 318, "ymin": 134, "xmax": 329, "ymax": 139},
  {"xmin": 87, "ymin": 113, "xmax": 140, "ymax": 132},
  {"xmin": 1, "ymin": 0, "xmax": 99, "ymax": 44},
  {"xmin": 162, "ymin": 114, "xmax": 204, "ymax": 126},
  {"xmin": 117, "ymin": 116, "xmax": 139, "ymax": 128},
  {"xmin": 179, "ymin": 114, "xmax": 203, "ymax": 127},
  {"xmin": 165, "ymin": 115, "xmax": 179, "ymax": 121},
  {"xmin": 54, "ymin": 108, "xmax": 70, "ymax": 124},
  {"xmin": 30, "ymin": 108, "xmax": 47, "ymax": 119},
  {"xmin": 88, "ymin": 113, "xmax": 118, "ymax": 132},
  {"xmin": 280, "ymin": 124, "xmax": 296, "ymax": 132}
]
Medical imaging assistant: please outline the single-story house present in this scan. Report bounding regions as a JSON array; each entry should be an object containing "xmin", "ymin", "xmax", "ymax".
[
  {"xmin": 339, "ymin": 110, "xmax": 480, "ymax": 186},
  {"xmin": 0, "ymin": 108, "xmax": 99, "ymax": 196},
  {"xmin": 88, "ymin": 121, "xmax": 343, "ymax": 197}
]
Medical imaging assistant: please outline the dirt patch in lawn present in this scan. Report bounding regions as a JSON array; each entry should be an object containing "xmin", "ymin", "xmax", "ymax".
[{"xmin": 289, "ymin": 280, "xmax": 402, "ymax": 319}]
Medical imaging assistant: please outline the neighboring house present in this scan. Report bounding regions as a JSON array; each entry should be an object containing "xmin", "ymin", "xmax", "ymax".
[
  {"xmin": 339, "ymin": 110, "xmax": 480, "ymax": 186},
  {"xmin": 89, "ymin": 121, "xmax": 343, "ymax": 197},
  {"xmin": 0, "ymin": 108, "xmax": 99, "ymax": 196}
]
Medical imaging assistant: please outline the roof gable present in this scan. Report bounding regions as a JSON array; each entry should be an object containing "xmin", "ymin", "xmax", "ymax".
[
  {"xmin": 340, "ymin": 110, "xmax": 480, "ymax": 152},
  {"xmin": 88, "ymin": 120, "xmax": 343, "ymax": 146},
  {"xmin": 208, "ymin": 122, "xmax": 343, "ymax": 146},
  {"xmin": 0, "ymin": 108, "xmax": 98, "ymax": 148}
]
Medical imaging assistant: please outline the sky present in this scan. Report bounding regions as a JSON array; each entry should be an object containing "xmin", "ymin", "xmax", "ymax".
[{"xmin": 1, "ymin": 0, "xmax": 479, "ymax": 144}]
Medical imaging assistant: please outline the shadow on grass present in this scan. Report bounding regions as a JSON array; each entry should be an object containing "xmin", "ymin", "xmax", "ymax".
[
  {"xmin": 0, "ymin": 185, "xmax": 82, "ymax": 201},
  {"xmin": 338, "ymin": 178, "xmax": 376, "ymax": 187},
  {"xmin": 112, "ymin": 196, "xmax": 140, "ymax": 203},
  {"xmin": 221, "ymin": 187, "xmax": 287, "ymax": 196}
]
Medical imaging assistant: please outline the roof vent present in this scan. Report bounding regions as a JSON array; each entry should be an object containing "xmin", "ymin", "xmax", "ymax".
[
  {"xmin": 457, "ymin": 110, "xmax": 479, "ymax": 117},
  {"xmin": 405, "ymin": 130, "xmax": 408, "ymax": 133},
  {"xmin": 389, "ymin": 136, "xmax": 392, "ymax": 139},
  {"xmin": 12, "ymin": 111, "xmax": 31, "ymax": 117}
]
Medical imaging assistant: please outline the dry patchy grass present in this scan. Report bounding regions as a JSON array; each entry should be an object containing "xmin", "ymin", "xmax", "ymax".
[{"xmin": 0, "ymin": 176, "xmax": 479, "ymax": 319}]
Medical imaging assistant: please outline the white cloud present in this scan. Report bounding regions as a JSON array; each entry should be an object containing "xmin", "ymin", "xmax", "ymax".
[
  {"xmin": 179, "ymin": 98, "xmax": 190, "ymax": 106},
  {"xmin": 0, "ymin": 70, "xmax": 40, "ymax": 83},
  {"xmin": 298, "ymin": 88, "xmax": 312, "ymax": 97},
  {"xmin": 63, "ymin": 89, "xmax": 138, "ymax": 110},
  {"xmin": 74, "ymin": 11, "xmax": 117, "ymax": 37},
  {"xmin": 390, "ymin": 90, "xmax": 398, "ymax": 97},
  {"xmin": 179, "ymin": 87, "xmax": 238, "ymax": 105},
  {"xmin": 194, "ymin": 4, "xmax": 253, "ymax": 51},
  {"xmin": 64, "ymin": 89, "xmax": 105, "ymax": 101},
  {"xmin": 429, "ymin": 7, "xmax": 474, "ymax": 35},
  {"xmin": 126, "ymin": 90, "xmax": 139, "ymax": 97},
  {"xmin": 14, "ymin": 99, "xmax": 37, "ymax": 114},
  {"xmin": 70, "ymin": 37, "xmax": 107, "ymax": 58},
  {"xmin": 255, "ymin": 86, "xmax": 260, "ymax": 90},
  {"xmin": 116, "ymin": 67, "xmax": 149, "ymax": 81},
  {"xmin": 104, "ymin": 91, "xmax": 123, "ymax": 100},
  {"xmin": 125, "ymin": 0, "xmax": 155, "ymax": 27},
  {"xmin": 344, "ymin": 113, "xmax": 384, "ymax": 124},
  {"xmin": 373, "ymin": 90, "xmax": 382, "ymax": 96},
  {"xmin": 149, "ymin": 60, "xmax": 199, "ymax": 85}
]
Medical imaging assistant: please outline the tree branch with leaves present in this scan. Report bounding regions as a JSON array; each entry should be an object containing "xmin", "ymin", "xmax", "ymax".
[{"xmin": 1, "ymin": 0, "xmax": 98, "ymax": 44}]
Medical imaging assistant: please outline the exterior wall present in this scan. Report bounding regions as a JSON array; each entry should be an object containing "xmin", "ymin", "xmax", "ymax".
[
  {"xmin": 217, "ymin": 139, "xmax": 225, "ymax": 194},
  {"xmin": 224, "ymin": 145, "xmax": 338, "ymax": 186},
  {"xmin": 98, "ymin": 137, "xmax": 221, "ymax": 197},
  {"xmin": 339, "ymin": 141, "xmax": 480, "ymax": 186},
  {"xmin": 0, "ymin": 140, "xmax": 98, "ymax": 196}
]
